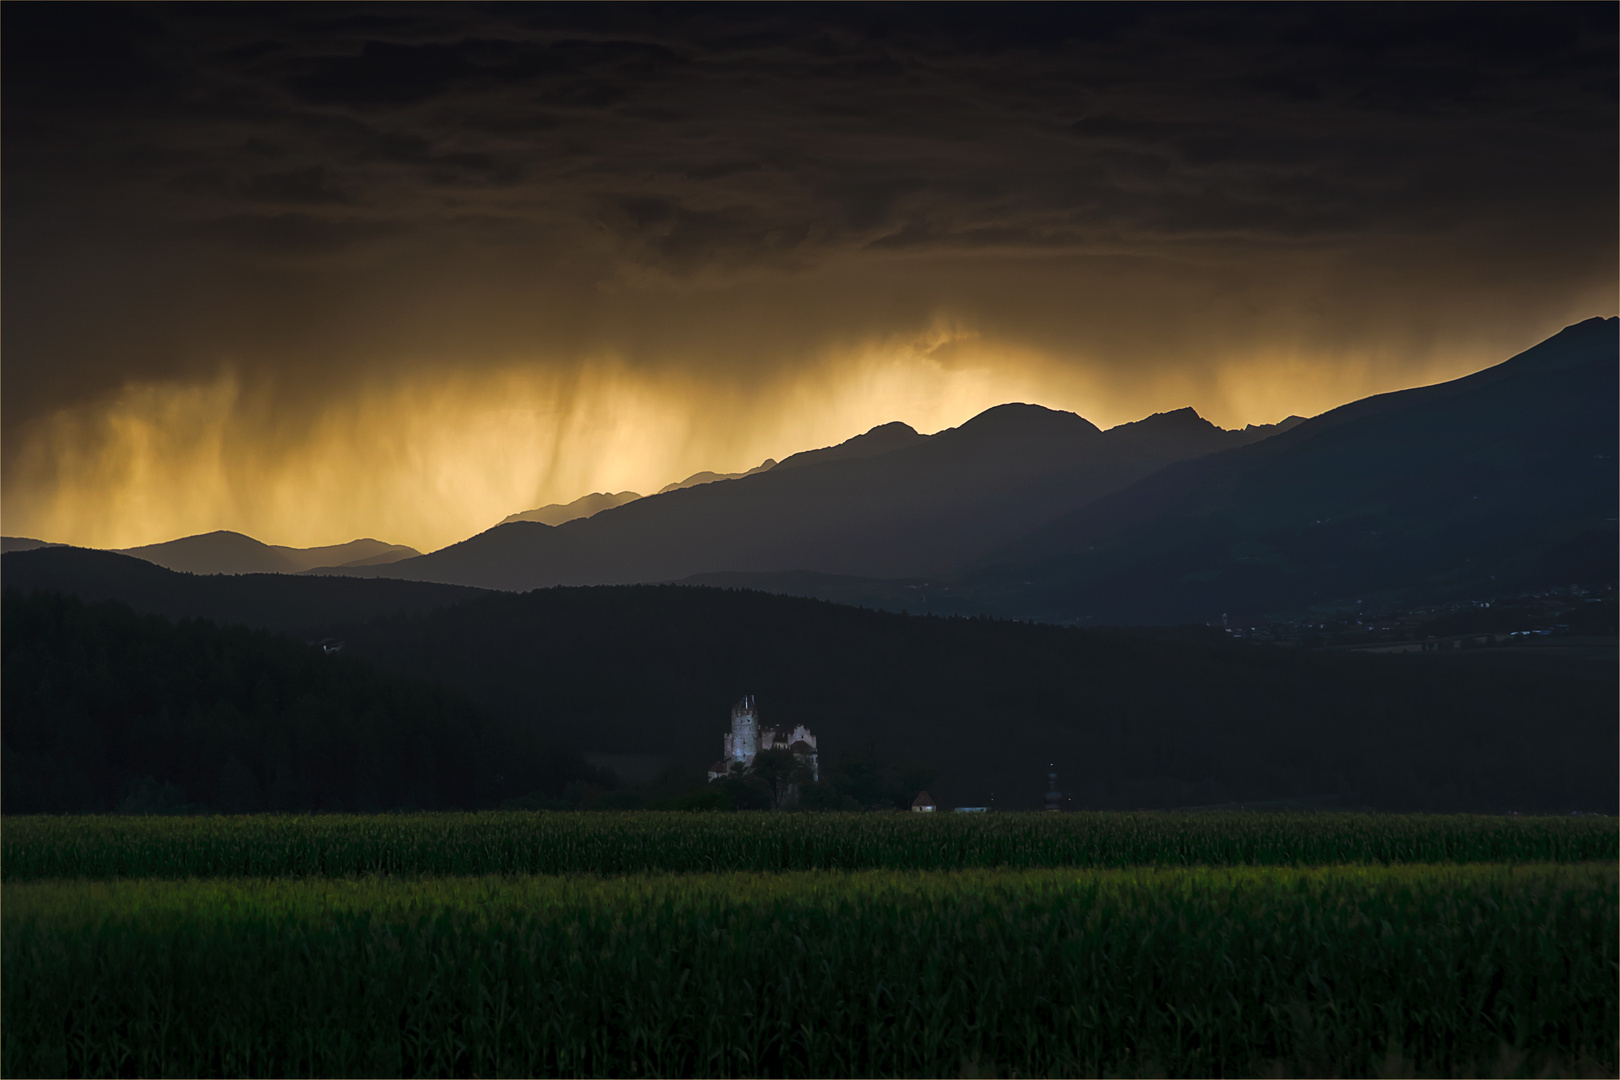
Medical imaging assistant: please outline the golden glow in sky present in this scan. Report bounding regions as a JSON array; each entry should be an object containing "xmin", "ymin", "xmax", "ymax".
[
  {"xmin": 5, "ymin": 7, "xmax": 1613, "ymax": 556},
  {"xmin": 0, "ymin": 319, "xmax": 1575, "ymax": 554}
]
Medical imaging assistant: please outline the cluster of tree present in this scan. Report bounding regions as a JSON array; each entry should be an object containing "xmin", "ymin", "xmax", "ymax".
[
  {"xmin": 1, "ymin": 590, "xmax": 605, "ymax": 815},
  {"xmin": 799, "ymin": 750, "xmax": 938, "ymax": 811},
  {"xmin": 501, "ymin": 748, "xmax": 935, "ymax": 813}
]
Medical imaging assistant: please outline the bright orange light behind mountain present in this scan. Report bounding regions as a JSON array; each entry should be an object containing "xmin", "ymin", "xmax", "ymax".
[
  {"xmin": 0, "ymin": 323, "xmax": 1558, "ymax": 554},
  {"xmin": 5, "ymin": 6, "xmax": 1613, "ymax": 556}
]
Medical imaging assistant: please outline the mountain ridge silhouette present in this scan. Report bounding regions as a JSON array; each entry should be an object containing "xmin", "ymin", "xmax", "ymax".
[
  {"xmin": 315, "ymin": 402, "xmax": 1291, "ymax": 589},
  {"xmin": 686, "ymin": 317, "xmax": 1618, "ymax": 624},
  {"xmin": 114, "ymin": 531, "xmax": 420, "ymax": 576}
]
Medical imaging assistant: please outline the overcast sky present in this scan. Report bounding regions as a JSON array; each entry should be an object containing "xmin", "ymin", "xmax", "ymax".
[{"xmin": 4, "ymin": 2, "xmax": 1615, "ymax": 550}]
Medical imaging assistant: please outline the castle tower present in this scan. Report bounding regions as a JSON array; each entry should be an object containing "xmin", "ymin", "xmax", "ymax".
[
  {"xmin": 709, "ymin": 695, "xmax": 821, "ymax": 785},
  {"xmin": 730, "ymin": 695, "xmax": 760, "ymax": 762}
]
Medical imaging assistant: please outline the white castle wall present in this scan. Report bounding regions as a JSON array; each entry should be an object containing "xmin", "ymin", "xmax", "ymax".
[{"xmin": 711, "ymin": 696, "xmax": 819, "ymax": 784}]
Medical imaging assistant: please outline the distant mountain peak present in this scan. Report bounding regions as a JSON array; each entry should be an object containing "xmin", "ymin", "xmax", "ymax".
[
  {"xmin": 1499, "ymin": 315, "xmax": 1618, "ymax": 373},
  {"xmin": 773, "ymin": 420, "xmax": 927, "ymax": 472},
  {"xmin": 118, "ymin": 532, "xmax": 419, "ymax": 576},
  {"xmin": 1, "ymin": 536, "xmax": 65, "ymax": 554},
  {"xmin": 858, "ymin": 420, "xmax": 920, "ymax": 439},
  {"xmin": 952, "ymin": 402, "xmax": 1099, "ymax": 438},
  {"xmin": 1111, "ymin": 406, "xmax": 1211, "ymax": 432},
  {"xmin": 966, "ymin": 401, "xmax": 1071, "ymax": 420},
  {"xmin": 1109, "ymin": 408, "xmax": 1311, "ymax": 441},
  {"xmin": 123, "ymin": 530, "xmax": 267, "ymax": 555},
  {"xmin": 501, "ymin": 490, "xmax": 642, "ymax": 528},
  {"xmin": 322, "ymin": 383, "xmax": 1346, "ymax": 590},
  {"xmin": 658, "ymin": 460, "xmax": 777, "ymax": 494}
]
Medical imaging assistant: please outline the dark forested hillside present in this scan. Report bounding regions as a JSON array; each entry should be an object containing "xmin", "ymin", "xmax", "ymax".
[
  {"xmin": 1, "ymin": 591, "xmax": 601, "ymax": 814},
  {"xmin": 7, "ymin": 545, "xmax": 1612, "ymax": 816},
  {"xmin": 339, "ymin": 584, "xmax": 1617, "ymax": 813},
  {"xmin": 1, "ymin": 547, "xmax": 486, "ymax": 634}
]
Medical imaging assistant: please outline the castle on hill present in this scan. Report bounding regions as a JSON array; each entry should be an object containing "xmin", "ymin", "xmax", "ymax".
[{"xmin": 707, "ymin": 695, "xmax": 819, "ymax": 782}]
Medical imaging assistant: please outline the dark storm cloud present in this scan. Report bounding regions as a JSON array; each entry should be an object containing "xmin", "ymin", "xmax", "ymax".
[
  {"xmin": 9, "ymin": 2, "xmax": 1612, "ymax": 276},
  {"xmin": 242, "ymin": 167, "xmax": 357, "ymax": 206},
  {"xmin": 180, "ymin": 213, "xmax": 401, "ymax": 256},
  {"xmin": 2, "ymin": 2, "xmax": 1615, "ymax": 550}
]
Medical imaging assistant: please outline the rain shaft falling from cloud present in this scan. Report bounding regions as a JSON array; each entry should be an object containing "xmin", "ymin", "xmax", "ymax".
[{"xmin": 3, "ymin": 4, "xmax": 1614, "ymax": 547}]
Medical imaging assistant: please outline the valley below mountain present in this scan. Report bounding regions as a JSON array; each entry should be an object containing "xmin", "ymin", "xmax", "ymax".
[
  {"xmin": 4, "ymin": 558, "xmax": 1614, "ymax": 813},
  {"xmin": 4, "ymin": 318, "xmax": 1614, "ymax": 814}
]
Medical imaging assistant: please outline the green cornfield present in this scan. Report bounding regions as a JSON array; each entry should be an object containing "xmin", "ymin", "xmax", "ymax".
[
  {"xmin": 5, "ymin": 813, "xmax": 1615, "ymax": 1076},
  {"xmin": 4, "ymin": 810, "xmax": 1613, "ymax": 881},
  {"xmin": 4, "ymin": 863, "xmax": 1614, "ymax": 1078}
]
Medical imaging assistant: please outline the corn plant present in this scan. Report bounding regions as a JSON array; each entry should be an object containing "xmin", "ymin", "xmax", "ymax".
[
  {"xmin": 3, "ymin": 863, "xmax": 1614, "ymax": 1078},
  {"xmin": 3, "ymin": 811, "xmax": 1613, "ymax": 882}
]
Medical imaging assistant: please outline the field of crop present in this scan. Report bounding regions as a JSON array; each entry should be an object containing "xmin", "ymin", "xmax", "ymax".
[
  {"xmin": 4, "ymin": 810, "xmax": 1613, "ymax": 881},
  {"xmin": 4, "ymin": 862, "xmax": 1614, "ymax": 1079},
  {"xmin": 5, "ymin": 813, "xmax": 1615, "ymax": 1077}
]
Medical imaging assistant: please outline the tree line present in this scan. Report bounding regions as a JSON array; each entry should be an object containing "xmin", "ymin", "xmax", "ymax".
[{"xmin": 1, "ymin": 590, "xmax": 605, "ymax": 815}]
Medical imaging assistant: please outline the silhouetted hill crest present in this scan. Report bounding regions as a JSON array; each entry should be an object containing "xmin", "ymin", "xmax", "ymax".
[
  {"xmin": 1111, "ymin": 406, "xmax": 1210, "ymax": 431},
  {"xmin": 960, "ymin": 317, "xmax": 1618, "ymax": 623},
  {"xmin": 773, "ymin": 421, "xmax": 927, "ymax": 472},
  {"xmin": 120, "ymin": 530, "xmax": 419, "ymax": 575},
  {"xmin": 657, "ymin": 460, "xmax": 777, "ymax": 494},
  {"xmin": 500, "ymin": 491, "xmax": 642, "ymax": 528},
  {"xmin": 945, "ymin": 402, "xmax": 1101, "ymax": 442},
  {"xmin": 3, "ymin": 546, "xmax": 484, "ymax": 634},
  {"xmin": 318, "ymin": 397, "xmax": 1276, "ymax": 589},
  {"xmin": 0, "ymin": 537, "xmax": 61, "ymax": 554}
]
